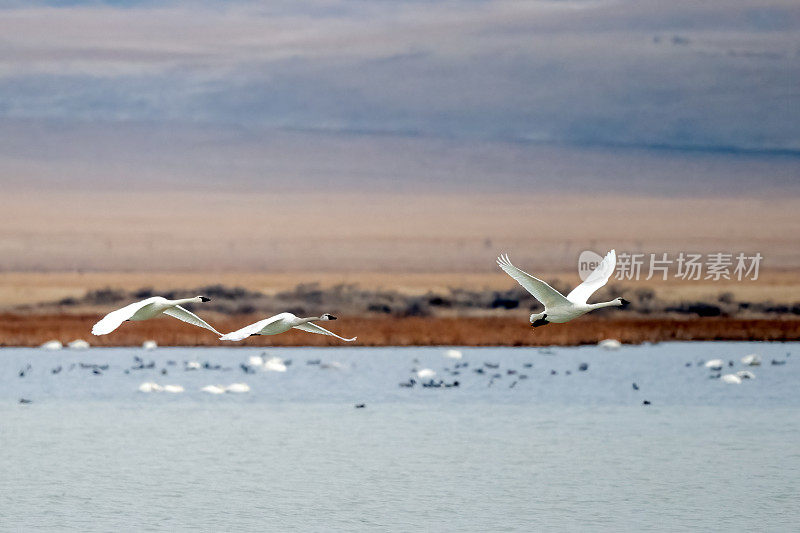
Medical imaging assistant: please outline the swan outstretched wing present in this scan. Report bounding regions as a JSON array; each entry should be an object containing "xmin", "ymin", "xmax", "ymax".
[
  {"xmin": 567, "ymin": 249, "xmax": 616, "ymax": 304},
  {"xmin": 219, "ymin": 315, "xmax": 284, "ymax": 342},
  {"xmin": 91, "ymin": 298, "xmax": 159, "ymax": 335},
  {"xmin": 163, "ymin": 305, "xmax": 221, "ymax": 335},
  {"xmin": 293, "ymin": 322, "xmax": 357, "ymax": 342},
  {"xmin": 496, "ymin": 254, "xmax": 569, "ymax": 308}
]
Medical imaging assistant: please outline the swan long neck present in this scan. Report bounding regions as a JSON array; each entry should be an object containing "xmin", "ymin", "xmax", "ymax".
[
  {"xmin": 298, "ymin": 315, "xmax": 333, "ymax": 324},
  {"xmin": 171, "ymin": 297, "xmax": 202, "ymax": 306},
  {"xmin": 587, "ymin": 299, "xmax": 622, "ymax": 310},
  {"xmin": 295, "ymin": 316, "xmax": 321, "ymax": 325}
]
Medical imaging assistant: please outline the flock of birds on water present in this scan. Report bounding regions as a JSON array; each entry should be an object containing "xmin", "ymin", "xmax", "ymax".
[
  {"xmin": 11, "ymin": 249, "xmax": 792, "ymax": 405},
  {"xmin": 15, "ymin": 339, "xmax": 790, "ymax": 407}
]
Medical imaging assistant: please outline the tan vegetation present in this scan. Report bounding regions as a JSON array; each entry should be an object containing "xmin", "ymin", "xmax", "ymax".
[{"xmin": 1, "ymin": 313, "xmax": 798, "ymax": 347}]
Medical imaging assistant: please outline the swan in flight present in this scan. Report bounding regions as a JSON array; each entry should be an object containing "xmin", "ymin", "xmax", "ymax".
[
  {"xmin": 91, "ymin": 296, "xmax": 220, "ymax": 336},
  {"xmin": 496, "ymin": 251, "xmax": 628, "ymax": 327},
  {"xmin": 220, "ymin": 312, "xmax": 356, "ymax": 342}
]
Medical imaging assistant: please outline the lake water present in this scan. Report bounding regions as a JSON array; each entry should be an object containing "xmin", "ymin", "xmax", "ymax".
[{"xmin": 1, "ymin": 342, "xmax": 798, "ymax": 531}]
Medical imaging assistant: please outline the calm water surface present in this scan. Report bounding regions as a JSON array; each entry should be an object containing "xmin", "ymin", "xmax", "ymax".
[{"xmin": 1, "ymin": 342, "xmax": 798, "ymax": 531}]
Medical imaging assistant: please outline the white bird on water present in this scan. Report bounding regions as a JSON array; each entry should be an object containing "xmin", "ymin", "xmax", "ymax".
[
  {"xmin": 138, "ymin": 382, "xmax": 163, "ymax": 393},
  {"xmin": 91, "ymin": 296, "xmax": 220, "ymax": 336},
  {"xmin": 741, "ymin": 354, "xmax": 761, "ymax": 366},
  {"xmin": 416, "ymin": 368, "xmax": 436, "ymax": 379},
  {"xmin": 67, "ymin": 339, "xmax": 90, "ymax": 350},
  {"xmin": 443, "ymin": 349, "xmax": 463, "ymax": 359},
  {"xmin": 721, "ymin": 374, "xmax": 742, "ymax": 385},
  {"xmin": 40, "ymin": 340, "xmax": 63, "ymax": 350},
  {"xmin": 219, "ymin": 312, "xmax": 356, "ymax": 343},
  {"xmin": 496, "ymin": 251, "xmax": 629, "ymax": 327},
  {"xmin": 263, "ymin": 356, "xmax": 288, "ymax": 372},
  {"xmin": 598, "ymin": 339, "xmax": 622, "ymax": 350}
]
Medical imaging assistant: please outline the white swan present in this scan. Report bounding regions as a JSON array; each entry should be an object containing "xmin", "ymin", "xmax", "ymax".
[
  {"xmin": 220, "ymin": 313, "xmax": 356, "ymax": 342},
  {"xmin": 225, "ymin": 383, "xmax": 251, "ymax": 393},
  {"xmin": 201, "ymin": 385, "xmax": 226, "ymax": 394},
  {"xmin": 40, "ymin": 340, "xmax": 63, "ymax": 350},
  {"xmin": 741, "ymin": 354, "xmax": 761, "ymax": 366},
  {"xmin": 416, "ymin": 368, "xmax": 436, "ymax": 379},
  {"xmin": 142, "ymin": 340, "xmax": 158, "ymax": 350},
  {"xmin": 598, "ymin": 339, "xmax": 622, "ymax": 350},
  {"xmin": 704, "ymin": 359, "xmax": 725, "ymax": 371},
  {"xmin": 163, "ymin": 384, "xmax": 185, "ymax": 393},
  {"xmin": 138, "ymin": 382, "xmax": 163, "ymax": 393},
  {"xmin": 263, "ymin": 356, "xmax": 288, "ymax": 372},
  {"xmin": 443, "ymin": 349, "xmax": 463, "ymax": 359},
  {"xmin": 721, "ymin": 373, "xmax": 742, "ymax": 384},
  {"xmin": 497, "ymin": 251, "xmax": 628, "ymax": 327},
  {"xmin": 68, "ymin": 339, "xmax": 90, "ymax": 350},
  {"xmin": 248, "ymin": 355, "xmax": 265, "ymax": 367},
  {"xmin": 91, "ymin": 296, "xmax": 220, "ymax": 336}
]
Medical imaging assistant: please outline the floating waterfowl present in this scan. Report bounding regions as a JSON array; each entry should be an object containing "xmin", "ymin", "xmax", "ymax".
[
  {"xmin": 40, "ymin": 340, "xmax": 62, "ymax": 350},
  {"xmin": 142, "ymin": 340, "xmax": 158, "ymax": 350},
  {"xmin": 443, "ymin": 349, "xmax": 463, "ymax": 360},
  {"xmin": 741, "ymin": 354, "xmax": 761, "ymax": 366},
  {"xmin": 138, "ymin": 382, "xmax": 163, "ymax": 393},
  {"xmin": 67, "ymin": 339, "xmax": 90, "ymax": 350},
  {"xmin": 598, "ymin": 339, "xmax": 622, "ymax": 350},
  {"xmin": 225, "ymin": 383, "xmax": 250, "ymax": 393},
  {"xmin": 263, "ymin": 357, "xmax": 288, "ymax": 372},
  {"xmin": 416, "ymin": 368, "xmax": 436, "ymax": 379}
]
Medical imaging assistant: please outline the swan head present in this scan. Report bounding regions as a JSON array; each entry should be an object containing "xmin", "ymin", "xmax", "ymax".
[
  {"xmin": 616, "ymin": 297, "xmax": 630, "ymax": 308},
  {"xmin": 199, "ymin": 296, "xmax": 211, "ymax": 302},
  {"xmin": 320, "ymin": 313, "xmax": 337, "ymax": 321}
]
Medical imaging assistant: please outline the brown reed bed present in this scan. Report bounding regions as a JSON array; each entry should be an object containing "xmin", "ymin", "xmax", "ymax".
[{"xmin": 1, "ymin": 313, "xmax": 799, "ymax": 347}]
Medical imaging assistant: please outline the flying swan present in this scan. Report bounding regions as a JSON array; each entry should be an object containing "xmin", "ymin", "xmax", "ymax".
[
  {"xmin": 92, "ymin": 296, "xmax": 220, "ymax": 336},
  {"xmin": 497, "ymin": 250, "xmax": 629, "ymax": 327},
  {"xmin": 220, "ymin": 312, "xmax": 356, "ymax": 342}
]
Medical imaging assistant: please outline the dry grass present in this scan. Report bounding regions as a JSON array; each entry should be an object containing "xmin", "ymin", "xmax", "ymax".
[{"xmin": 2, "ymin": 313, "xmax": 798, "ymax": 347}]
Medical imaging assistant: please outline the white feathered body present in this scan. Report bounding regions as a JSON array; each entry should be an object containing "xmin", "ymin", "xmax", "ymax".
[
  {"xmin": 497, "ymin": 251, "xmax": 627, "ymax": 326},
  {"xmin": 128, "ymin": 297, "xmax": 176, "ymax": 321},
  {"xmin": 533, "ymin": 304, "xmax": 597, "ymax": 324},
  {"xmin": 92, "ymin": 295, "xmax": 219, "ymax": 336},
  {"xmin": 220, "ymin": 312, "xmax": 356, "ymax": 342}
]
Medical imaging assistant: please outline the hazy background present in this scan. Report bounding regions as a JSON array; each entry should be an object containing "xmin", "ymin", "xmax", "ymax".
[{"xmin": 1, "ymin": 0, "xmax": 798, "ymax": 273}]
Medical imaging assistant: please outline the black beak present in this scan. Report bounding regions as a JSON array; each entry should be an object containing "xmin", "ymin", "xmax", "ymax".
[
  {"xmin": 619, "ymin": 298, "xmax": 630, "ymax": 308},
  {"xmin": 327, "ymin": 315, "xmax": 338, "ymax": 320},
  {"xmin": 200, "ymin": 296, "xmax": 211, "ymax": 302}
]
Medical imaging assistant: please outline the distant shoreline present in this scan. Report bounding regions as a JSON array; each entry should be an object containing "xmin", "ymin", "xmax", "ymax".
[{"xmin": 2, "ymin": 315, "xmax": 798, "ymax": 347}]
